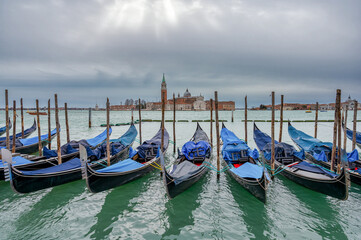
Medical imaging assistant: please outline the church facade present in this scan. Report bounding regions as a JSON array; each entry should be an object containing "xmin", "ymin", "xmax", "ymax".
[{"xmin": 146, "ymin": 75, "xmax": 235, "ymax": 111}]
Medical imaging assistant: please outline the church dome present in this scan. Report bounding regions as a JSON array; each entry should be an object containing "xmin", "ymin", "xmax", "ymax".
[{"xmin": 184, "ymin": 88, "xmax": 191, "ymax": 97}]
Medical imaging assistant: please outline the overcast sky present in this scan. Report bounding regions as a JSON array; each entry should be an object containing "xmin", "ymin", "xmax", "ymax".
[{"xmin": 0, "ymin": 0, "xmax": 360, "ymax": 108}]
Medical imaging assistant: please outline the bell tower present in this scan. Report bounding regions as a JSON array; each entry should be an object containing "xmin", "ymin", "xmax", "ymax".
[{"xmin": 161, "ymin": 73, "xmax": 167, "ymax": 104}]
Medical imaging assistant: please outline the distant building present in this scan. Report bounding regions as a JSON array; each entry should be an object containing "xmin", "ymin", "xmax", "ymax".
[{"xmin": 146, "ymin": 75, "xmax": 235, "ymax": 111}]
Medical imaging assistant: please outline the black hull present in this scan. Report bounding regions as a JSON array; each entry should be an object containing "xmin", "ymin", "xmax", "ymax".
[
  {"xmin": 163, "ymin": 164, "xmax": 209, "ymax": 199},
  {"xmin": 262, "ymin": 154, "xmax": 349, "ymax": 200},
  {"xmin": 10, "ymin": 168, "xmax": 82, "ymax": 193},
  {"xmin": 9, "ymin": 146, "xmax": 130, "ymax": 193},
  {"xmin": 225, "ymin": 163, "xmax": 267, "ymax": 203},
  {"xmin": 15, "ymin": 134, "xmax": 56, "ymax": 154},
  {"xmin": 306, "ymin": 153, "xmax": 361, "ymax": 186},
  {"xmin": 85, "ymin": 157, "xmax": 161, "ymax": 193}
]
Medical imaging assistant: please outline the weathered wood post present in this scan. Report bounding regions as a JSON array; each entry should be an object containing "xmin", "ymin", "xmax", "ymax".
[
  {"xmin": 271, "ymin": 92, "xmax": 275, "ymax": 177},
  {"xmin": 131, "ymin": 109, "xmax": 134, "ymax": 124},
  {"xmin": 106, "ymin": 98, "xmax": 110, "ymax": 166},
  {"xmin": 21, "ymin": 98, "xmax": 24, "ymax": 138},
  {"xmin": 173, "ymin": 94, "xmax": 176, "ymax": 153},
  {"xmin": 210, "ymin": 98, "xmax": 213, "ymax": 148},
  {"xmin": 138, "ymin": 98, "xmax": 142, "ymax": 144},
  {"xmin": 55, "ymin": 94, "xmax": 62, "ymax": 164},
  {"xmin": 65, "ymin": 103, "xmax": 70, "ymax": 143},
  {"xmin": 279, "ymin": 95, "xmax": 284, "ymax": 142},
  {"xmin": 337, "ymin": 89, "xmax": 342, "ymax": 174},
  {"xmin": 330, "ymin": 91, "xmax": 339, "ymax": 172},
  {"xmin": 314, "ymin": 102, "xmax": 319, "ymax": 138},
  {"xmin": 343, "ymin": 106, "xmax": 348, "ymax": 150},
  {"xmin": 352, "ymin": 100, "xmax": 358, "ymax": 150},
  {"xmin": 215, "ymin": 91, "xmax": 220, "ymax": 180},
  {"xmin": 245, "ymin": 96, "xmax": 248, "ymax": 143},
  {"xmin": 36, "ymin": 99, "xmax": 42, "ymax": 156},
  {"xmin": 12, "ymin": 101, "xmax": 16, "ymax": 153},
  {"xmin": 48, "ymin": 99, "xmax": 51, "ymax": 149},
  {"xmin": 161, "ymin": 90, "xmax": 165, "ymax": 153},
  {"xmin": 5, "ymin": 89, "xmax": 9, "ymax": 150},
  {"xmin": 231, "ymin": 110, "xmax": 234, "ymax": 122},
  {"xmin": 88, "ymin": 107, "xmax": 92, "ymax": 128}
]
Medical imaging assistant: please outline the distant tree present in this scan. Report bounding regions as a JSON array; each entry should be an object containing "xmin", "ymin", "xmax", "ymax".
[
  {"xmin": 259, "ymin": 104, "xmax": 267, "ymax": 110},
  {"xmin": 125, "ymin": 99, "xmax": 130, "ymax": 105}
]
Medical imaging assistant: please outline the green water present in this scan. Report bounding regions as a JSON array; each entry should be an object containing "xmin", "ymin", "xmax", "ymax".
[{"xmin": 0, "ymin": 110, "xmax": 360, "ymax": 240}]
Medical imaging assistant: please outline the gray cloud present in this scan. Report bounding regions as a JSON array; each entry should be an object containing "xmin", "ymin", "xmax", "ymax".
[{"xmin": 0, "ymin": 0, "xmax": 360, "ymax": 107}]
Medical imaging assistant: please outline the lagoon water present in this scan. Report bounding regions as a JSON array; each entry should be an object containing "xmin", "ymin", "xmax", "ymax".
[{"xmin": 0, "ymin": 110, "xmax": 360, "ymax": 239}]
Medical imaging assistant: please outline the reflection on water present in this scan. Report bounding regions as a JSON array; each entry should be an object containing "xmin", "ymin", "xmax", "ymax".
[{"xmin": 87, "ymin": 174, "xmax": 152, "ymax": 239}]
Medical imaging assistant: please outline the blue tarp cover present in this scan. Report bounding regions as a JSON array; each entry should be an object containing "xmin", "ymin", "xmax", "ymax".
[
  {"xmin": 137, "ymin": 128, "xmax": 169, "ymax": 159},
  {"xmin": 313, "ymin": 151, "xmax": 328, "ymax": 162},
  {"xmin": 292, "ymin": 161, "xmax": 337, "ymax": 178},
  {"xmin": 181, "ymin": 141, "xmax": 211, "ymax": 160},
  {"xmin": 254, "ymin": 125, "xmax": 304, "ymax": 160},
  {"xmin": 86, "ymin": 128, "xmax": 112, "ymax": 147},
  {"xmin": 230, "ymin": 162, "xmax": 263, "ymax": 179},
  {"xmin": 96, "ymin": 158, "xmax": 144, "ymax": 173},
  {"xmin": 20, "ymin": 158, "xmax": 81, "ymax": 175},
  {"xmin": 119, "ymin": 124, "xmax": 137, "ymax": 146},
  {"xmin": 0, "ymin": 121, "xmax": 36, "ymax": 142},
  {"xmin": 169, "ymin": 160, "xmax": 203, "ymax": 185},
  {"xmin": 347, "ymin": 149, "xmax": 359, "ymax": 162},
  {"xmin": 289, "ymin": 124, "xmax": 359, "ymax": 162},
  {"xmin": 0, "ymin": 156, "xmax": 34, "ymax": 168},
  {"xmin": 19, "ymin": 128, "xmax": 58, "ymax": 146},
  {"xmin": 288, "ymin": 124, "xmax": 333, "ymax": 153},
  {"xmin": 254, "ymin": 126, "xmax": 278, "ymax": 151},
  {"xmin": 346, "ymin": 127, "xmax": 361, "ymax": 144},
  {"xmin": 221, "ymin": 127, "xmax": 259, "ymax": 160}
]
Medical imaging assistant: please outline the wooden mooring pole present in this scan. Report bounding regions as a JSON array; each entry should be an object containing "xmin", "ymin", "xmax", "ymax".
[
  {"xmin": 5, "ymin": 89, "xmax": 9, "ymax": 150},
  {"xmin": 271, "ymin": 92, "xmax": 275, "ymax": 177},
  {"xmin": 245, "ymin": 96, "xmax": 248, "ymax": 143},
  {"xmin": 314, "ymin": 102, "xmax": 319, "ymax": 138},
  {"xmin": 88, "ymin": 107, "xmax": 92, "ymax": 128},
  {"xmin": 343, "ymin": 106, "xmax": 348, "ymax": 150},
  {"xmin": 161, "ymin": 91, "xmax": 165, "ymax": 153},
  {"xmin": 138, "ymin": 98, "xmax": 142, "ymax": 145},
  {"xmin": 12, "ymin": 101, "xmax": 16, "ymax": 153},
  {"xmin": 55, "ymin": 94, "xmax": 61, "ymax": 164},
  {"xmin": 173, "ymin": 94, "xmax": 176, "ymax": 153},
  {"xmin": 106, "ymin": 98, "xmax": 110, "ymax": 166},
  {"xmin": 330, "ymin": 91, "xmax": 339, "ymax": 172},
  {"xmin": 21, "ymin": 98, "xmax": 24, "ymax": 138},
  {"xmin": 210, "ymin": 98, "xmax": 213, "ymax": 148},
  {"xmin": 215, "ymin": 91, "xmax": 220, "ymax": 180},
  {"xmin": 36, "ymin": 99, "xmax": 42, "ymax": 156},
  {"xmin": 337, "ymin": 89, "xmax": 342, "ymax": 174},
  {"xmin": 279, "ymin": 95, "xmax": 284, "ymax": 142},
  {"xmin": 352, "ymin": 100, "xmax": 358, "ymax": 151},
  {"xmin": 131, "ymin": 109, "xmax": 134, "ymax": 124},
  {"xmin": 231, "ymin": 110, "xmax": 234, "ymax": 122},
  {"xmin": 48, "ymin": 99, "xmax": 51, "ymax": 149},
  {"xmin": 65, "ymin": 103, "xmax": 70, "ymax": 143}
]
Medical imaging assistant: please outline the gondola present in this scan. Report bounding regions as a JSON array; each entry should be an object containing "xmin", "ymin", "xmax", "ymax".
[
  {"xmin": 3, "ymin": 124, "xmax": 137, "ymax": 193},
  {"xmin": 42, "ymin": 127, "xmax": 113, "ymax": 161},
  {"xmin": 344, "ymin": 124, "xmax": 361, "ymax": 149},
  {"xmin": 289, "ymin": 122, "xmax": 361, "ymax": 185},
  {"xmin": 254, "ymin": 123, "xmax": 349, "ymax": 200},
  {"xmin": 0, "ymin": 128, "xmax": 58, "ymax": 154},
  {"xmin": 221, "ymin": 124, "xmax": 268, "ymax": 203},
  {"xmin": 0, "ymin": 119, "xmax": 37, "ymax": 143},
  {"xmin": 161, "ymin": 123, "xmax": 211, "ymax": 199},
  {"xmin": 0, "ymin": 127, "xmax": 112, "ymax": 181},
  {"xmin": 83, "ymin": 126, "xmax": 169, "ymax": 193},
  {"xmin": 0, "ymin": 119, "xmax": 11, "ymax": 136}
]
